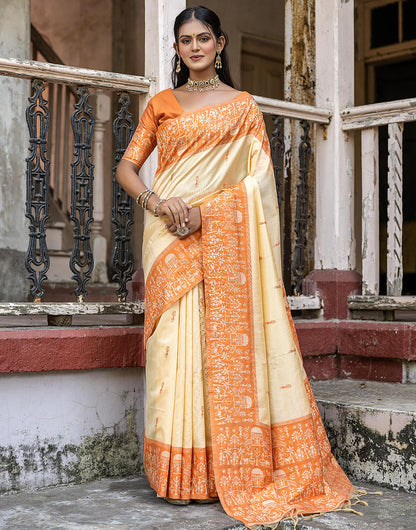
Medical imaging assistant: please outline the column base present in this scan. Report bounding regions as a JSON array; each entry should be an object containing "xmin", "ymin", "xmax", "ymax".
[{"xmin": 303, "ymin": 269, "xmax": 361, "ymax": 319}]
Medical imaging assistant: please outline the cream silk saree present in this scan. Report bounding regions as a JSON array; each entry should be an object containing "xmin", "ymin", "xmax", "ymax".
[{"xmin": 123, "ymin": 89, "xmax": 353, "ymax": 529}]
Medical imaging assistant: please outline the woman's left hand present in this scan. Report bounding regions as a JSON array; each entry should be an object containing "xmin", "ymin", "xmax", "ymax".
[{"xmin": 165, "ymin": 206, "xmax": 201, "ymax": 238}]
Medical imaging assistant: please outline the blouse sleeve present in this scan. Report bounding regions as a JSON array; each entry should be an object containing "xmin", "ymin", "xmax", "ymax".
[{"xmin": 122, "ymin": 98, "xmax": 157, "ymax": 168}]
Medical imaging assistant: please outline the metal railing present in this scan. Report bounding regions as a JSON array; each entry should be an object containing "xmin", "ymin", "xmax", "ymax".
[
  {"xmin": 0, "ymin": 57, "xmax": 150, "ymax": 304},
  {"xmin": 32, "ymin": 24, "xmax": 75, "ymax": 222},
  {"xmin": 255, "ymin": 94, "xmax": 330, "ymax": 303},
  {"xmin": 0, "ymin": 57, "xmax": 332, "ymax": 316}
]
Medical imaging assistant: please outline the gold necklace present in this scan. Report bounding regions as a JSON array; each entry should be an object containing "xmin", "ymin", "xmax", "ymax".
[{"xmin": 186, "ymin": 74, "xmax": 219, "ymax": 92}]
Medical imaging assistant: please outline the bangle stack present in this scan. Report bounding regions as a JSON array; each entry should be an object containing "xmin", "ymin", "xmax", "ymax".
[
  {"xmin": 136, "ymin": 189, "xmax": 154, "ymax": 210},
  {"xmin": 135, "ymin": 189, "xmax": 166, "ymax": 217}
]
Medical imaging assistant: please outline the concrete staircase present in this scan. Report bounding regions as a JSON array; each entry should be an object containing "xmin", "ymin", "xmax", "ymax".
[
  {"xmin": 1, "ymin": 379, "xmax": 415, "ymax": 529},
  {"xmin": 311, "ymin": 379, "xmax": 416, "ymax": 493}
]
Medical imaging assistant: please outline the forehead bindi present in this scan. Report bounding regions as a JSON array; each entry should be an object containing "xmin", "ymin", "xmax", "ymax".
[{"xmin": 178, "ymin": 19, "xmax": 212, "ymax": 39}]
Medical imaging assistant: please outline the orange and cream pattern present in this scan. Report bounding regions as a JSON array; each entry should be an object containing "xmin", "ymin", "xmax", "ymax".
[{"xmin": 123, "ymin": 89, "xmax": 353, "ymax": 528}]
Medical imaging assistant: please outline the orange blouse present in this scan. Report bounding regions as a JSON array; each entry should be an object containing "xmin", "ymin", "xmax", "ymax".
[{"xmin": 122, "ymin": 89, "xmax": 183, "ymax": 168}]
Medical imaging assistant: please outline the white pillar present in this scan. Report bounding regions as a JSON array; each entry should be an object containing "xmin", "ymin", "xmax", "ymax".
[
  {"xmin": 361, "ymin": 127, "xmax": 379, "ymax": 294},
  {"xmin": 314, "ymin": 0, "xmax": 355, "ymax": 270},
  {"xmin": 91, "ymin": 90, "xmax": 111, "ymax": 283},
  {"xmin": 0, "ymin": 0, "xmax": 30, "ymax": 301},
  {"xmin": 141, "ymin": 0, "xmax": 186, "ymax": 188}
]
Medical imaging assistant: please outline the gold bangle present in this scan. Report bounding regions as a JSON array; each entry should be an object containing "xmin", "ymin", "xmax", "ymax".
[
  {"xmin": 141, "ymin": 190, "xmax": 151, "ymax": 207},
  {"xmin": 143, "ymin": 190, "xmax": 155, "ymax": 211},
  {"xmin": 136, "ymin": 189, "xmax": 150, "ymax": 206},
  {"xmin": 153, "ymin": 198, "xmax": 166, "ymax": 217},
  {"xmin": 140, "ymin": 190, "xmax": 152, "ymax": 208}
]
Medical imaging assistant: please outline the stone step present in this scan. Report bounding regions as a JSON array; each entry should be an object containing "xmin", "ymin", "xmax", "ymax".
[
  {"xmin": 46, "ymin": 221, "xmax": 66, "ymax": 251},
  {"xmin": 47, "ymin": 250, "xmax": 74, "ymax": 282},
  {"xmin": 311, "ymin": 378, "xmax": 416, "ymax": 492},
  {"xmin": 0, "ymin": 476, "xmax": 412, "ymax": 529}
]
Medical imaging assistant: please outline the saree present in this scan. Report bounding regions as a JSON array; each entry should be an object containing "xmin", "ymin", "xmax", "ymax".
[{"xmin": 123, "ymin": 89, "xmax": 353, "ymax": 529}]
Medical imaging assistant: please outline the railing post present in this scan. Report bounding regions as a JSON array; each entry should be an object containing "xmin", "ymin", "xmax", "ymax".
[
  {"xmin": 69, "ymin": 86, "xmax": 95, "ymax": 302},
  {"xmin": 292, "ymin": 120, "xmax": 311, "ymax": 295},
  {"xmin": 270, "ymin": 116, "xmax": 284, "ymax": 211},
  {"xmin": 111, "ymin": 93, "xmax": 135, "ymax": 302},
  {"xmin": 91, "ymin": 89, "xmax": 110, "ymax": 283},
  {"xmin": 387, "ymin": 122, "xmax": 404, "ymax": 296},
  {"xmin": 361, "ymin": 127, "xmax": 379, "ymax": 295},
  {"xmin": 25, "ymin": 79, "xmax": 51, "ymax": 301}
]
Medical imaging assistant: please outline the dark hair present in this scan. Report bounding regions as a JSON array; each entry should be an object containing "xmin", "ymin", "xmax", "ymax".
[{"xmin": 171, "ymin": 5, "xmax": 235, "ymax": 88}]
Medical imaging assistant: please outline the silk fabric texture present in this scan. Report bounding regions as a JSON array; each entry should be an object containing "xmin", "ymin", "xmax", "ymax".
[{"xmin": 123, "ymin": 89, "xmax": 353, "ymax": 529}]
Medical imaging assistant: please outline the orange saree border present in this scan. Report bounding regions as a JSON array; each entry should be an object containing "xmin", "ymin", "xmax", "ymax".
[
  {"xmin": 153, "ymin": 94, "xmax": 269, "ymax": 180},
  {"xmin": 200, "ymin": 181, "xmax": 353, "ymax": 528},
  {"xmin": 143, "ymin": 436, "xmax": 217, "ymax": 500},
  {"xmin": 144, "ymin": 231, "xmax": 203, "ymax": 346}
]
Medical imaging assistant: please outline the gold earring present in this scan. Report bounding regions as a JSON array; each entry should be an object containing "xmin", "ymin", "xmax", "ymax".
[
  {"xmin": 215, "ymin": 52, "xmax": 222, "ymax": 69},
  {"xmin": 176, "ymin": 55, "xmax": 181, "ymax": 73}
]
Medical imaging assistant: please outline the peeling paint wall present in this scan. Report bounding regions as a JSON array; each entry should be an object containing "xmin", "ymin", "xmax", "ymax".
[
  {"xmin": 0, "ymin": 368, "xmax": 145, "ymax": 493},
  {"xmin": 0, "ymin": 0, "xmax": 30, "ymax": 301},
  {"xmin": 284, "ymin": 0, "xmax": 316, "ymax": 285}
]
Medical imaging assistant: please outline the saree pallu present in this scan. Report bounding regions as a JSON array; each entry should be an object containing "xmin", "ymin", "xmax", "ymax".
[{"xmin": 123, "ymin": 89, "xmax": 353, "ymax": 529}]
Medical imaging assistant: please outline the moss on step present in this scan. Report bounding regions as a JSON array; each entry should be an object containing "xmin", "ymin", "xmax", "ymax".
[{"xmin": 0, "ymin": 408, "xmax": 141, "ymax": 494}]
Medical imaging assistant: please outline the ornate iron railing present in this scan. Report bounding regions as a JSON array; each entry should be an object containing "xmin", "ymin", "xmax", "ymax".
[
  {"xmin": 111, "ymin": 93, "xmax": 136, "ymax": 302},
  {"xmin": 69, "ymin": 86, "xmax": 95, "ymax": 301},
  {"xmin": 25, "ymin": 79, "xmax": 51, "ymax": 301},
  {"xmin": 0, "ymin": 57, "xmax": 150, "ymax": 303},
  {"xmin": 1, "ymin": 57, "xmax": 331, "ymax": 309},
  {"xmin": 259, "ymin": 95, "xmax": 329, "ymax": 296}
]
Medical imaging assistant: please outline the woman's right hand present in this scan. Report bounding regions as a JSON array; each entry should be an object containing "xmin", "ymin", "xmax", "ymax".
[{"xmin": 156, "ymin": 196, "xmax": 191, "ymax": 228}]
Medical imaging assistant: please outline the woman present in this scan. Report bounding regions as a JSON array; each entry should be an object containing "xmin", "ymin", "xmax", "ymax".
[{"xmin": 116, "ymin": 5, "xmax": 354, "ymax": 529}]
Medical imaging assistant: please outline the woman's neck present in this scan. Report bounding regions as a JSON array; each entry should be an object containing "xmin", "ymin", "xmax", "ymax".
[{"xmin": 188, "ymin": 68, "xmax": 217, "ymax": 81}]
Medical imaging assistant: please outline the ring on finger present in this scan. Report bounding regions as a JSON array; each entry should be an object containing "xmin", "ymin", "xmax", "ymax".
[{"xmin": 176, "ymin": 226, "xmax": 190, "ymax": 236}]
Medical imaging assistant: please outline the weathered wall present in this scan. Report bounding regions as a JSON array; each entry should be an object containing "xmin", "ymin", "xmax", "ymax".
[
  {"xmin": 30, "ymin": 0, "xmax": 113, "ymax": 71},
  {"xmin": 0, "ymin": 0, "xmax": 30, "ymax": 301},
  {"xmin": 0, "ymin": 367, "xmax": 145, "ymax": 493},
  {"xmin": 284, "ymin": 0, "xmax": 316, "ymax": 290},
  {"xmin": 316, "ymin": 379, "xmax": 416, "ymax": 492},
  {"xmin": 30, "ymin": 0, "xmax": 116, "ymax": 276}
]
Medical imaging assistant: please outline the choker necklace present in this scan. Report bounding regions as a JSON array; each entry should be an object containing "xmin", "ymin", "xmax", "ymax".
[{"xmin": 186, "ymin": 74, "xmax": 219, "ymax": 92}]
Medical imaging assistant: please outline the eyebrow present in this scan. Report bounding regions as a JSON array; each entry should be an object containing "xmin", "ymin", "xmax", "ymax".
[{"xmin": 179, "ymin": 32, "xmax": 211, "ymax": 38}]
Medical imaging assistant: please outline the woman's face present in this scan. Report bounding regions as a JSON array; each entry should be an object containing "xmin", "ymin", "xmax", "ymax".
[{"xmin": 175, "ymin": 18, "xmax": 223, "ymax": 75}]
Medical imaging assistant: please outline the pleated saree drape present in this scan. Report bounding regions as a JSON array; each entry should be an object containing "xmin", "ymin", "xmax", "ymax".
[{"xmin": 123, "ymin": 89, "xmax": 353, "ymax": 529}]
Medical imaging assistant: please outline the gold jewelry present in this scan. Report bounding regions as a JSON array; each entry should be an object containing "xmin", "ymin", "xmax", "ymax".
[
  {"xmin": 215, "ymin": 52, "xmax": 222, "ymax": 69},
  {"xmin": 176, "ymin": 226, "xmax": 190, "ymax": 236},
  {"xmin": 186, "ymin": 74, "xmax": 219, "ymax": 92},
  {"xmin": 135, "ymin": 189, "xmax": 149, "ymax": 206},
  {"xmin": 136, "ymin": 189, "xmax": 155, "ymax": 210},
  {"xmin": 176, "ymin": 55, "xmax": 181, "ymax": 73},
  {"xmin": 153, "ymin": 198, "xmax": 166, "ymax": 217},
  {"xmin": 143, "ymin": 190, "xmax": 154, "ymax": 211}
]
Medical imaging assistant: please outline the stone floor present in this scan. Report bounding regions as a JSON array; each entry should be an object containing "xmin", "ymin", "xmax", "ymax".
[{"xmin": 1, "ymin": 475, "xmax": 414, "ymax": 530}]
